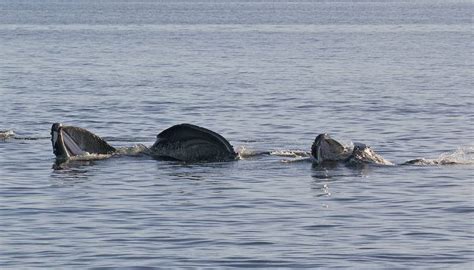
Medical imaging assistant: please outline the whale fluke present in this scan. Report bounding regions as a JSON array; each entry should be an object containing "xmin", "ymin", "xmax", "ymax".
[
  {"xmin": 51, "ymin": 123, "xmax": 116, "ymax": 159},
  {"xmin": 150, "ymin": 123, "xmax": 237, "ymax": 162}
]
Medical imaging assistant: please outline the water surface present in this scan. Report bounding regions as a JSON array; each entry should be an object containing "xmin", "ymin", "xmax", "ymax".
[{"xmin": 0, "ymin": 0, "xmax": 473, "ymax": 268}]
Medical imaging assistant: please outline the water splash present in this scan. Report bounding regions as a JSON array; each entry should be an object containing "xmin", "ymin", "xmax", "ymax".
[
  {"xmin": 0, "ymin": 130, "xmax": 49, "ymax": 141},
  {"xmin": 64, "ymin": 144, "xmax": 150, "ymax": 161},
  {"xmin": 68, "ymin": 153, "xmax": 113, "ymax": 161},
  {"xmin": 0, "ymin": 130, "xmax": 15, "ymax": 140},
  {"xmin": 404, "ymin": 146, "xmax": 474, "ymax": 166},
  {"xmin": 280, "ymin": 157, "xmax": 311, "ymax": 163},
  {"xmin": 236, "ymin": 146, "xmax": 310, "ymax": 160},
  {"xmin": 270, "ymin": 150, "xmax": 310, "ymax": 158},
  {"xmin": 236, "ymin": 146, "xmax": 270, "ymax": 159},
  {"xmin": 115, "ymin": 144, "xmax": 150, "ymax": 156}
]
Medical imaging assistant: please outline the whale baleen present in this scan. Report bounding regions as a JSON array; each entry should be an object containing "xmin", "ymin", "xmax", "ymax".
[
  {"xmin": 51, "ymin": 123, "xmax": 116, "ymax": 160},
  {"xmin": 311, "ymin": 133, "xmax": 352, "ymax": 164}
]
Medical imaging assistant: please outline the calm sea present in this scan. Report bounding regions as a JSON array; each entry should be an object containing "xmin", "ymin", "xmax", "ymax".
[{"xmin": 0, "ymin": 0, "xmax": 473, "ymax": 269}]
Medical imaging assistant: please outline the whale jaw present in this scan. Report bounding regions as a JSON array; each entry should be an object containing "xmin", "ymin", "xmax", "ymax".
[
  {"xmin": 311, "ymin": 133, "xmax": 351, "ymax": 164},
  {"xmin": 51, "ymin": 123, "xmax": 116, "ymax": 160},
  {"xmin": 51, "ymin": 123, "xmax": 70, "ymax": 159},
  {"xmin": 346, "ymin": 143, "xmax": 393, "ymax": 166}
]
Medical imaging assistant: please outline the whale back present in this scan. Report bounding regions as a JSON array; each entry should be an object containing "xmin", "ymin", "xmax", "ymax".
[
  {"xmin": 51, "ymin": 123, "xmax": 116, "ymax": 159},
  {"xmin": 150, "ymin": 123, "xmax": 237, "ymax": 162}
]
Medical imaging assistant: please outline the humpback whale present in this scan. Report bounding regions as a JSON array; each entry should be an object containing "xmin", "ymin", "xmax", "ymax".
[
  {"xmin": 51, "ymin": 123, "xmax": 116, "ymax": 160},
  {"xmin": 311, "ymin": 133, "xmax": 352, "ymax": 163},
  {"xmin": 150, "ymin": 124, "xmax": 237, "ymax": 162},
  {"xmin": 345, "ymin": 142, "xmax": 393, "ymax": 165},
  {"xmin": 50, "ymin": 123, "xmax": 237, "ymax": 163},
  {"xmin": 50, "ymin": 124, "xmax": 464, "ymax": 167},
  {"xmin": 311, "ymin": 133, "xmax": 392, "ymax": 165}
]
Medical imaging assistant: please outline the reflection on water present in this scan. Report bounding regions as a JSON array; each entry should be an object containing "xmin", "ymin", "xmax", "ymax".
[
  {"xmin": 52, "ymin": 159, "xmax": 97, "ymax": 171},
  {"xmin": 50, "ymin": 171, "xmax": 90, "ymax": 187},
  {"xmin": 50, "ymin": 159, "xmax": 95, "ymax": 186}
]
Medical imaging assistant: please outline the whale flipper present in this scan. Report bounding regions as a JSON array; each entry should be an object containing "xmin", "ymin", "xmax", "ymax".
[
  {"xmin": 150, "ymin": 123, "xmax": 237, "ymax": 162},
  {"xmin": 51, "ymin": 123, "xmax": 116, "ymax": 159}
]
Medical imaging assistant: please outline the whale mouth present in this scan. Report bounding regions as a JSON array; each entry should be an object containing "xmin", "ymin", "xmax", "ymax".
[
  {"xmin": 349, "ymin": 143, "xmax": 393, "ymax": 165},
  {"xmin": 51, "ymin": 123, "xmax": 87, "ymax": 158},
  {"xmin": 311, "ymin": 133, "xmax": 351, "ymax": 164},
  {"xmin": 50, "ymin": 123, "xmax": 116, "ymax": 160},
  {"xmin": 312, "ymin": 134, "xmax": 328, "ymax": 163},
  {"xmin": 51, "ymin": 123, "xmax": 67, "ymax": 158}
]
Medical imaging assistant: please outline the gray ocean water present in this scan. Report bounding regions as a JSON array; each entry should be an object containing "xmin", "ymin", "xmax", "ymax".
[{"xmin": 1, "ymin": 0, "xmax": 473, "ymax": 269}]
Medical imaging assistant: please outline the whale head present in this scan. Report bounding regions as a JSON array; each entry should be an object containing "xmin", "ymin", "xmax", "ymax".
[
  {"xmin": 346, "ymin": 143, "xmax": 393, "ymax": 166},
  {"xmin": 51, "ymin": 123, "xmax": 69, "ymax": 159},
  {"xmin": 51, "ymin": 123, "xmax": 116, "ymax": 160},
  {"xmin": 311, "ymin": 133, "xmax": 351, "ymax": 164}
]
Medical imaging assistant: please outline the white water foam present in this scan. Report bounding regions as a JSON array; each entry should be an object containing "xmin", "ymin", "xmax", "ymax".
[
  {"xmin": 115, "ymin": 144, "xmax": 150, "ymax": 156},
  {"xmin": 66, "ymin": 144, "xmax": 150, "ymax": 161},
  {"xmin": 270, "ymin": 150, "xmax": 310, "ymax": 158},
  {"xmin": 0, "ymin": 130, "xmax": 15, "ymax": 140},
  {"xmin": 236, "ymin": 145, "xmax": 311, "ymax": 160},
  {"xmin": 406, "ymin": 146, "xmax": 474, "ymax": 166},
  {"xmin": 68, "ymin": 153, "xmax": 112, "ymax": 161},
  {"xmin": 236, "ymin": 146, "xmax": 269, "ymax": 159}
]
